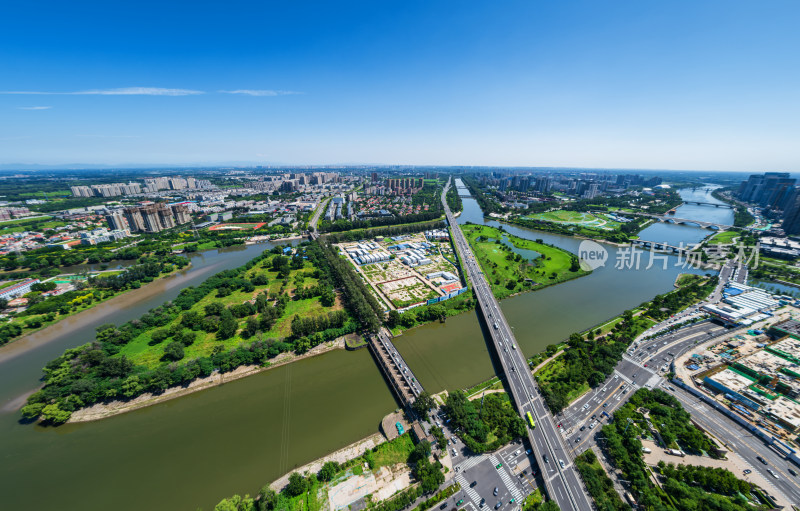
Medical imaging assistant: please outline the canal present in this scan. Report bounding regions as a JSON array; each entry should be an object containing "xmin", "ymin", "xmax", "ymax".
[{"xmin": 0, "ymin": 184, "xmax": 731, "ymax": 511}]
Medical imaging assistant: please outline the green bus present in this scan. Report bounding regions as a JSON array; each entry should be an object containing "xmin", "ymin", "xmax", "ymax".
[{"xmin": 526, "ymin": 411, "xmax": 535, "ymax": 428}]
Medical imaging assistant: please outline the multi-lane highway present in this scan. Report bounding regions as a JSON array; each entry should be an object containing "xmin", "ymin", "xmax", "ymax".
[{"xmin": 442, "ymin": 179, "xmax": 593, "ymax": 511}]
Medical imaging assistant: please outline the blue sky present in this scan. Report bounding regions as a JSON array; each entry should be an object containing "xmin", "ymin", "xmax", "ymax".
[{"xmin": 1, "ymin": 0, "xmax": 799, "ymax": 170}]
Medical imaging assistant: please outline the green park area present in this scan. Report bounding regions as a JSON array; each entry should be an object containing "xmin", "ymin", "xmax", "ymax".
[
  {"xmin": 600, "ymin": 389, "xmax": 771, "ymax": 510},
  {"xmin": 22, "ymin": 244, "xmax": 360, "ymax": 424},
  {"xmin": 461, "ymin": 223, "xmax": 588, "ymax": 299},
  {"xmin": 535, "ymin": 310, "xmax": 654, "ymax": 412},
  {"xmin": 117, "ymin": 253, "xmax": 338, "ymax": 368},
  {"xmin": 707, "ymin": 230, "xmax": 740, "ymax": 245},
  {"xmin": 525, "ymin": 210, "xmax": 622, "ymax": 230},
  {"xmin": 444, "ymin": 390, "xmax": 526, "ymax": 453}
]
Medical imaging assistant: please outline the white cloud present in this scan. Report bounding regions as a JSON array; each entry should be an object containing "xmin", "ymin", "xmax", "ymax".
[
  {"xmin": 0, "ymin": 87, "xmax": 204, "ymax": 96},
  {"xmin": 17, "ymin": 106, "xmax": 52, "ymax": 110},
  {"xmin": 218, "ymin": 89, "xmax": 302, "ymax": 96}
]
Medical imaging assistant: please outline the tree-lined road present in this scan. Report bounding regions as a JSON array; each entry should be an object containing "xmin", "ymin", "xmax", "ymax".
[{"xmin": 442, "ymin": 179, "xmax": 593, "ymax": 511}]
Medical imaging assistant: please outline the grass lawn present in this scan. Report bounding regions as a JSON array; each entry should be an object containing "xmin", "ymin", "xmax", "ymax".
[
  {"xmin": 117, "ymin": 257, "xmax": 343, "ymax": 368},
  {"xmin": 462, "ymin": 224, "xmax": 588, "ymax": 299},
  {"xmin": 525, "ymin": 210, "xmax": 621, "ymax": 230},
  {"xmin": 707, "ymin": 230, "xmax": 740, "ymax": 245}
]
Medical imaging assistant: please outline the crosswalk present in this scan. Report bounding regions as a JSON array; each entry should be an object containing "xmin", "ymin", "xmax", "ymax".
[
  {"xmin": 490, "ymin": 455, "xmax": 523, "ymax": 501},
  {"xmin": 456, "ymin": 453, "xmax": 488, "ymax": 472},
  {"xmin": 456, "ymin": 474, "xmax": 482, "ymax": 505}
]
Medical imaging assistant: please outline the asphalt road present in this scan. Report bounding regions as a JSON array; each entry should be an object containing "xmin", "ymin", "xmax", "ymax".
[
  {"xmin": 671, "ymin": 386, "xmax": 800, "ymax": 504},
  {"xmin": 562, "ymin": 309, "xmax": 800, "ymax": 505},
  {"xmin": 441, "ymin": 180, "xmax": 593, "ymax": 511},
  {"xmin": 562, "ymin": 320, "xmax": 729, "ymax": 453}
]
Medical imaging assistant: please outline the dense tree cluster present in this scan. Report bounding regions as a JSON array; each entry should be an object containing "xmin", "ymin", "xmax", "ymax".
[
  {"xmin": 599, "ymin": 389, "xmax": 758, "ymax": 510},
  {"xmin": 574, "ymin": 450, "xmax": 628, "ymax": 511},
  {"xmin": 320, "ymin": 211, "xmax": 443, "ymax": 233},
  {"xmin": 444, "ymin": 390, "xmax": 526, "ymax": 453},
  {"xmin": 315, "ymin": 240, "xmax": 383, "ymax": 332},
  {"xmin": 324, "ymin": 220, "xmax": 446, "ymax": 244},
  {"xmin": 445, "ymin": 182, "xmax": 462, "ymax": 212},
  {"xmin": 537, "ymin": 312, "xmax": 640, "ymax": 413},
  {"xmin": 643, "ymin": 277, "xmax": 717, "ymax": 322}
]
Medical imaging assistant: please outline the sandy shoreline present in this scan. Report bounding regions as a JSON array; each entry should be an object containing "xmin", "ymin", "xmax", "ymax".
[{"xmin": 68, "ymin": 337, "xmax": 347, "ymax": 423}]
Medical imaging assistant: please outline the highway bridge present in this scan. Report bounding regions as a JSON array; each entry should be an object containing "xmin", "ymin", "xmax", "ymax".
[{"xmin": 442, "ymin": 179, "xmax": 593, "ymax": 511}]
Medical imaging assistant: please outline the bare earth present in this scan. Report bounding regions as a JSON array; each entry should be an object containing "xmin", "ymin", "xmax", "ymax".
[{"xmin": 68, "ymin": 338, "xmax": 346, "ymax": 423}]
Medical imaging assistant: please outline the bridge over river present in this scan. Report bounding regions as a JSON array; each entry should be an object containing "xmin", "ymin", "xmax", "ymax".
[{"xmin": 442, "ymin": 179, "xmax": 593, "ymax": 511}]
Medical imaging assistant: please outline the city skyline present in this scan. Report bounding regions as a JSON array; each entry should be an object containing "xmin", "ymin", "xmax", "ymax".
[{"xmin": 2, "ymin": 1, "xmax": 799, "ymax": 171}]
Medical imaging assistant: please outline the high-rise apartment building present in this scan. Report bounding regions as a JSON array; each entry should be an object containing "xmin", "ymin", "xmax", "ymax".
[{"xmin": 105, "ymin": 212, "xmax": 128, "ymax": 231}]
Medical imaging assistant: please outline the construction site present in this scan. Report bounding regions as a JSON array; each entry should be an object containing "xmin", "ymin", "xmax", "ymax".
[{"xmin": 336, "ymin": 230, "xmax": 466, "ymax": 312}]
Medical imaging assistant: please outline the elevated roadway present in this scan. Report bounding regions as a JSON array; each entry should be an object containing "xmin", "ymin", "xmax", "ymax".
[{"xmin": 442, "ymin": 179, "xmax": 593, "ymax": 511}]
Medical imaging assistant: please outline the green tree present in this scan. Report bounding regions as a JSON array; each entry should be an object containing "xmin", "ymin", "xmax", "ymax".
[
  {"xmin": 162, "ymin": 341, "xmax": 185, "ymax": 361},
  {"xmin": 412, "ymin": 391, "xmax": 435, "ymax": 419},
  {"xmin": 285, "ymin": 472, "xmax": 307, "ymax": 497},
  {"xmin": 317, "ymin": 461, "xmax": 340, "ymax": 482},
  {"xmin": 217, "ymin": 309, "xmax": 238, "ymax": 340},
  {"xmin": 41, "ymin": 403, "xmax": 71, "ymax": 424}
]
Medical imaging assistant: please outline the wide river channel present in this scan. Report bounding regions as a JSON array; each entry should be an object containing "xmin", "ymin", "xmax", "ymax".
[{"xmin": 0, "ymin": 184, "xmax": 733, "ymax": 510}]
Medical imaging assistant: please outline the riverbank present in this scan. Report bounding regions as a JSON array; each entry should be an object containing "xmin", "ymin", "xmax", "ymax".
[
  {"xmin": 68, "ymin": 337, "xmax": 347, "ymax": 423},
  {"xmin": 269, "ymin": 431, "xmax": 387, "ymax": 491},
  {"xmin": 0, "ymin": 261, "xmax": 190, "ymax": 350}
]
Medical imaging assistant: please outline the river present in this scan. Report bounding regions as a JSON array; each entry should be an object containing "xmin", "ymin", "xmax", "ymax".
[{"xmin": 0, "ymin": 183, "xmax": 732, "ymax": 511}]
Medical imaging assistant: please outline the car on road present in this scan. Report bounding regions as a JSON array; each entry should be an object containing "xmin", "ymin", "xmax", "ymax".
[
  {"xmin": 494, "ymin": 502, "xmax": 502, "ymax": 509},
  {"xmin": 789, "ymin": 468, "xmax": 798, "ymax": 477},
  {"xmin": 479, "ymin": 499, "xmax": 485, "ymax": 508},
  {"xmin": 575, "ymin": 436, "xmax": 581, "ymax": 443},
  {"xmin": 493, "ymin": 487, "xmax": 498, "ymax": 496},
  {"xmin": 579, "ymin": 426, "xmax": 585, "ymax": 431},
  {"xmin": 757, "ymin": 456, "xmax": 768, "ymax": 465},
  {"xmin": 496, "ymin": 463, "xmax": 502, "ymax": 469},
  {"xmin": 767, "ymin": 469, "xmax": 779, "ymax": 479},
  {"xmin": 440, "ymin": 503, "xmax": 448, "ymax": 509},
  {"xmin": 543, "ymin": 455, "xmax": 549, "ymax": 463},
  {"xmin": 559, "ymin": 459, "xmax": 565, "ymax": 468},
  {"xmin": 470, "ymin": 481, "xmax": 477, "ymax": 488}
]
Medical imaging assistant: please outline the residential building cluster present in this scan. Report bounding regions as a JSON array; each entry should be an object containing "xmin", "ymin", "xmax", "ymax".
[
  {"xmin": 475, "ymin": 171, "xmax": 663, "ymax": 200},
  {"xmin": 737, "ymin": 172, "xmax": 800, "ymax": 235},
  {"xmin": 0, "ymin": 206, "xmax": 32, "ymax": 220},
  {"xmin": 107, "ymin": 203, "xmax": 192, "ymax": 234},
  {"xmin": 70, "ymin": 176, "xmax": 213, "ymax": 198}
]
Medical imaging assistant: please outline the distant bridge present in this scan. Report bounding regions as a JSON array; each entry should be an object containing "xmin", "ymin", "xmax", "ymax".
[
  {"xmin": 632, "ymin": 239, "xmax": 699, "ymax": 254},
  {"xmin": 681, "ymin": 200, "xmax": 734, "ymax": 209},
  {"xmin": 630, "ymin": 212, "xmax": 735, "ymax": 230}
]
